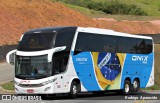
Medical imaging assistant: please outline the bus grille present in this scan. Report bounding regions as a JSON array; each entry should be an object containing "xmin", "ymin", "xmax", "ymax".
[{"xmin": 18, "ymin": 84, "xmax": 43, "ymax": 88}]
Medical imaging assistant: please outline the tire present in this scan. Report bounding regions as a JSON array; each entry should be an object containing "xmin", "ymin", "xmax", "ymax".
[
  {"xmin": 132, "ymin": 79, "xmax": 140, "ymax": 92},
  {"xmin": 69, "ymin": 81, "xmax": 78, "ymax": 98},
  {"xmin": 123, "ymin": 80, "xmax": 131, "ymax": 95}
]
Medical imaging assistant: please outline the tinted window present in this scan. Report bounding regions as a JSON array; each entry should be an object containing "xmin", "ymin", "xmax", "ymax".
[
  {"xmin": 137, "ymin": 39, "xmax": 152, "ymax": 54},
  {"xmin": 117, "ymin": 37, "xmax": 137, "ymax": 53},
  {"xmin": 17, "ymin": 33, "xmax": 56, "ymax": 51},
  {"xmin": 103, "ymin": 35, "xmax": 117, "ymax": 53},
  {"xmin": 75, "ymin": 32, "xmax": 116, "ymax": 53},
  {"xmin": 116, "ymin": 37, "xmax": 128, "ymax": 53},
  {"xmin": 75, "ymin": 32, "xmax": 152, "ymax": 54},
  {"xmin": 146, "ymin": 39, "xmax": 152, "ymax": 54},
  {"xmin": 55, "ymin": 31, "xmax": 75, "ymax": 51},
  {"xmin": 52, "ymin": 51, "xmax": 69, "ymax": 74}
]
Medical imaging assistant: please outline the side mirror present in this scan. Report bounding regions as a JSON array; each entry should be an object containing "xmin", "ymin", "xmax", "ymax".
[{"xmin": 6, "ymin": 49, "xmax": 17, "ymax": 65}]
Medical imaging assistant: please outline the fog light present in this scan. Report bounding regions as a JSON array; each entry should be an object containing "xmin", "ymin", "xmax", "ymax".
[{"xmin": 45, "ymin": 87, "xmax": 51, "ymax": 91}]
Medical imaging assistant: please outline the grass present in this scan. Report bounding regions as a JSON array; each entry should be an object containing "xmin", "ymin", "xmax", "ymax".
[
  {"xmin": 1, "ymin": 81, "xmax": 14, "ymax": 91},
  {"xmin": 142, "ymin": 83, "xmax": 160, "ymax": 90},
  {"xmin": 61, "ymin": 2, "xmax": 160, "ymax": 21},
  {"xmin": 91, "ymin": 0, "xmax": 160, "ymax": 16},
  {"xmin": 61, "ymin": 2, "xmax": 106, "ymax": 17}
]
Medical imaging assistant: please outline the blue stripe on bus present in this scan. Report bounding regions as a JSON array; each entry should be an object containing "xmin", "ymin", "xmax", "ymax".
[
  {"xmin": 120, "ymin": 53, "xmax": 153, "ymax": 89},
  {"xmin": 72, "ymin": 52, "xmax": 101, "ymax": 91}
]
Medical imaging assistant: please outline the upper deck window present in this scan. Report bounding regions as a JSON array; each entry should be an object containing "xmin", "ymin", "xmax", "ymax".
[{"xmin": 17, "ymin": 33, "xmax": 56, "ymax": 51}]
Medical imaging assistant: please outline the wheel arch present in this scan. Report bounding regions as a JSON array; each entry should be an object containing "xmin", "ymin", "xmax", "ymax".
[
  {"xmin": 69, "ymin": 77, "xmax": 81, "ymax": 92},
  {"xmin": 121, "ymin": 76, "xmax": 131, "ymax": 89},
  {"xmin": 132, "ymin": 77, "xmax": 140, "ymax": 84}
]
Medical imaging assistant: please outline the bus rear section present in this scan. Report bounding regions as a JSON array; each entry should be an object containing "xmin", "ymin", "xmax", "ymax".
[{"xmin": 71, "ymin": 28, "xmax": 154, "ymax": 94}]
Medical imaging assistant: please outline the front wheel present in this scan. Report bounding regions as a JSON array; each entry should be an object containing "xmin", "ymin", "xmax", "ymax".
[
  {"xmin": 123, "ymin": 80, "xmax": 131, "ymax": 95},
  {"xmin": 69, "ymin": 81, "xmax": 78, "ymax": 98}
]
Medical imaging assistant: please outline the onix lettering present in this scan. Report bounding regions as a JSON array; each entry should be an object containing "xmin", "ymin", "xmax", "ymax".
[{"xmin": 132, "ymin": 56, "xmax": 148, "ymax": 64}]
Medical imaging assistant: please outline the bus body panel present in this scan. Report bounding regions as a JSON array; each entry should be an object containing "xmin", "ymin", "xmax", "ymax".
[
  {"xmin": 71, "ymin": 52, "xmax": 154, "ymax": 91},
  {"xmin": 121, "ymin": 53, "xmax": 154, "ymax": 89}
]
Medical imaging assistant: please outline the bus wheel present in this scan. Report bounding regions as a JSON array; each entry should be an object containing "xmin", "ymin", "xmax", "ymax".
[
  {"xmin": 133, "ymin": 79, "xmax": 140, "ymax": 92},
  {"xmin": 123, "ymin": 80, "xmax": 131, "ymax": 94},
  {"xmin": 69, "ymin": 81, "xmax": 78, "ymax": 98}
]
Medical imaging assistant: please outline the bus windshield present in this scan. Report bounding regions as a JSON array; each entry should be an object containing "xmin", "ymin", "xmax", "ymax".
[{"xmin": 15, "ymin": 55, "xmax": 52, "ymax": 79}]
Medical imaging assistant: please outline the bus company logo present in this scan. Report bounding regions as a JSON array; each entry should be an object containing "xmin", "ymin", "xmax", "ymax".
[
  {"xmin": 29, "ymin": 37, "xmax": 38, "ymax": 44},
  {"xmin": 132, "ymin": 56, "xmax": 148, "ymax": 64},
  {"xmin": 76, "ymin": 58, "xmax": 88, "ymax": 62},
  {"xmin": 20, "ymin": 80, "xmax": 30, "ymax": 84}
]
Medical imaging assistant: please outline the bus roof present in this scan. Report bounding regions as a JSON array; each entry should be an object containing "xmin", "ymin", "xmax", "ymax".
[
  {"xmin": 23, "ymin": 26, "xmax": 77, "ymax": 34},
  {"xmin": 77, "ymin": 27, "xmax": 153, "ymax": 40},
  {"xmin": 23, "ymin": 26, "xmax": 152, "ymax": 40}
]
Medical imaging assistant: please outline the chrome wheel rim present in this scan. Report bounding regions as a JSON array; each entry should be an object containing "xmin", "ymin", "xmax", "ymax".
[
  {"xmin": 133, "ymin": 80, "xmax": 138, "ymax": 89},
  {"xmin": 72, "ymin": 85, "xmax": 77, "ymax": 94},
  {"xmin": 125, "ymin": 84, "xmax": 129, "ymax": 93}
]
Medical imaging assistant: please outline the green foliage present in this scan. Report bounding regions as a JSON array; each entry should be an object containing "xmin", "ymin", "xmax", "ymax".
[
  {"xmin": 1, "ymin": 81, "xmax": 14, "ymax": 91},
  {"xmin": 57, "ymin": 0, "xmax": 148, "ymax": 16},
  {"xmin": 102, "ymin": 1, "xmax": 147, "ymax": 16},
  {"xmin": 142, "ymin": 83, "xmax": 160, "ymax": 90}
]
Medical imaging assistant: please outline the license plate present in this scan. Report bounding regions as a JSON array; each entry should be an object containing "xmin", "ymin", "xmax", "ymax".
[{"xmin": 27, "ymin": 89, "xmax": 34, "ymax": 93}]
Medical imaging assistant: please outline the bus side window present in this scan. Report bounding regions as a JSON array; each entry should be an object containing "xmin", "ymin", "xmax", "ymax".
[
  {"xmin": 116, "ymin": 37, "xmax": 128, "ymax": 53},
  {"xmin": 137, "ymin": 39, "xmax": 147, "ymax": 54},
  {"xmin": 145, "ymin": 40, "xmax": 152, "ymax": 54},
  {"xmin": 128, "ymin": 38, "xmax": 137, "ymax": 54},
  {"xmin": 103, "ymin": 36, "xmax": 116, "ymax": 53}
]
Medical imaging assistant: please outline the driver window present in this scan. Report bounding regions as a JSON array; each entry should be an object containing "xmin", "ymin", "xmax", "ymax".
[{"xmin": 52, "ymin": 51, "xmax": 69, "ymax": 75}]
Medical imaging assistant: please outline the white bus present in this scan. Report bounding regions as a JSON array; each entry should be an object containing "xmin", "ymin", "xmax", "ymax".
[{"xmin": 7, "ymin": 26, "xmax": 154, "ymax": 98}]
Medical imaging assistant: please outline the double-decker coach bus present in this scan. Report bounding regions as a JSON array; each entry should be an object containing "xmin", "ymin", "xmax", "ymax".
[{"xmin": 6, "ymin": 26, "xmax": 154, "ymax": 98}]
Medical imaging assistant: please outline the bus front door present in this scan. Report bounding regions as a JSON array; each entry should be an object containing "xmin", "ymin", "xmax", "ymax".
[
  {"xmin": 54, "ymin": 74, "xmax": 64, "ymax": 93},
  {"xmin": 53, "ymin": 51, "xmax": 69, "ymax": 93}
]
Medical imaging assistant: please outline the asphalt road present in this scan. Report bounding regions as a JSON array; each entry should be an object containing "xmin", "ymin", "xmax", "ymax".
[
  {"xmin": 0, "ymin": 62, "xmax": 14, "ymax": 83},
  {"xmin": 0, "ymin": 92, "xmax": 160, "ymax": 103}
]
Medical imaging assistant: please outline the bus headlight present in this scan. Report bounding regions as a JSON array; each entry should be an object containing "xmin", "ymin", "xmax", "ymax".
[
  {"xmin": 14, "ymin": 81, "xmax": 20, "ymax": 86},
  {"xmin": 41, "ymin": 78, "xmax": 57, "ymax": 86}
]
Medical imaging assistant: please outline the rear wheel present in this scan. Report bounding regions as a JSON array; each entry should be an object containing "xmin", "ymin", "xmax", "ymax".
[
  {"xmin": 123, "ymin": 80, "xmax": 131, "ymax": 94},
  {"xmin": 133, "ymin": 79, "xmax": 140, "ymax": 92},
  {"xmin": 69, "ymin": 81, "xmax": 79, "ymax": 98}
]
